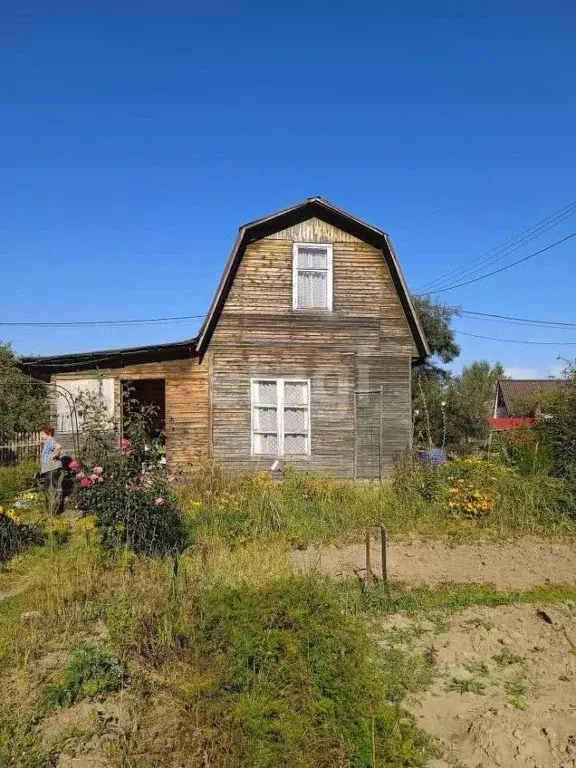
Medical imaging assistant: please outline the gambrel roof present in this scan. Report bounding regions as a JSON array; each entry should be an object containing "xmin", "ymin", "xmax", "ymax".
[
  {"xmin": 196, "ymin": 197, "xmax": 429, "ymax": 359},
  {"xmin": 21, "ymin": 197, "xmax": 429, "ymax": 378}
]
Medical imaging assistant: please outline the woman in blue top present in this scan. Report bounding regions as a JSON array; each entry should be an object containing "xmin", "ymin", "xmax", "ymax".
[{"xmin": 40, "ymin": 425, "xmax": 63, "ymax": 513}]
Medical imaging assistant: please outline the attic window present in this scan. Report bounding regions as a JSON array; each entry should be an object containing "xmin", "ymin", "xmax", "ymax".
[{"xmin": 292, "ymin": 244, "xmax": 333, "ymax": 310}]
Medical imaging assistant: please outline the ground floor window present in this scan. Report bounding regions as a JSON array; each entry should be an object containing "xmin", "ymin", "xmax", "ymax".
[{"xmin": 251, "ymin": 378, "xmax": 310, "ymax": 456}]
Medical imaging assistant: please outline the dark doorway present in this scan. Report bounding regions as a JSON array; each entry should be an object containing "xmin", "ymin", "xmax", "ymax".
[{"xmin": 122, "ymin": 379, "xmax": 166, "ymax": 442}]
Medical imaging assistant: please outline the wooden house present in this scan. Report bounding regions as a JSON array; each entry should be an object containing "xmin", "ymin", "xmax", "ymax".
[
  {"xmin": 22, "ymin": 198, "xmax": 429, "ymax": 478},
  {"xmin": 489, "ymin": 377, "xmax": 567, "ymax": 433}
]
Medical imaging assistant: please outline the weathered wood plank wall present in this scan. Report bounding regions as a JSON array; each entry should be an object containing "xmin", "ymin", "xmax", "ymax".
[
  {"xmin": 211, "ymin": 348, "xmax": 356, "ymax": 476},
  {"xmin": 51, "ymin": 357, "xmax": 211, "ymax": 468},
  {"xmin": 210, "ymin": 217, "xmax": 415, "ymax": 476}
]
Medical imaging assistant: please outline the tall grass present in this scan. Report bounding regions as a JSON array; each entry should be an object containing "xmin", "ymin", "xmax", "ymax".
[
  {"xmin": 177, "ymin": 460, "xmax": 576, "ymax": 546},
  {"xmin": 0, "ymin": 528, "xmax": 433, "ymax": 768}
]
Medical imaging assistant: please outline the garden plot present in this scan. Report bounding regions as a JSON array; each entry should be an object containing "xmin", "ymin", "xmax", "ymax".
[
  {"xmin": 383, "ymin": 603, "xmax": 576, "ymax": 768},
  {"xmin": 293, "ymin": 538, "xmax": 576, "ymax": 589}
]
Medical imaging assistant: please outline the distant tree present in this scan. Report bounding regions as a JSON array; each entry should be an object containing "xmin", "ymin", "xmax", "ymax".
[
  {"xmin": 411, "ymin": 296, "xmax": 460, "ymax": 447},
  {"xmin": 412, "ymin": 295, "xmax": 460, "ymax": 380},
  {"xmin": 412, "ymin": 359, "xmax": 504, "ymax": 451},
  {"xmin": 0, "ymin": 343, "xmax": 49, "ymax": 436},
  {"xmin": 446, "ymin": 361, "xmax": 505, "ymax": 449}
]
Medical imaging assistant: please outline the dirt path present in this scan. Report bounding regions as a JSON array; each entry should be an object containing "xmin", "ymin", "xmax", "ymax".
[
  {"xmin": 386, "ymin": 603, "xmax": 576, "ymax": 768},
  {"xmin": 293, "ymin": 539, "xmax": 576, "ymax": 589}
]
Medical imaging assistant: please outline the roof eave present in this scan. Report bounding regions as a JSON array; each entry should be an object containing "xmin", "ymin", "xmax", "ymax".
[{"xmin": 20, "ymin": 338, "xmax": 199, "ymax": 379}]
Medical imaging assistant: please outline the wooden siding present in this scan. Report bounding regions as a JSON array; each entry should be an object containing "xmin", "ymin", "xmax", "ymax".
[
  {"xmin": 209, "ymin": 222, "xmax": 415, "ymax": 476},
  {"xmin": 214, "ymin": 238, "xmax": 415, "ymax": 355},
  {"xmin": 52, "ymin": 357, "xmax": 211, "ymax": 469},
  {"xmin": 211, "ymin": 349, "xmax": 411, "ymax": 477},
  {"xmin": 355, "ymin": 355, "xmax": 412, "ymax": 474},
  {"xmin": 212, "ymin": 348, "xmax": 357, "ymax": 476},
  {"xmin": 264, "ymin": 217, "xmax": 363, "ymax": 243}
]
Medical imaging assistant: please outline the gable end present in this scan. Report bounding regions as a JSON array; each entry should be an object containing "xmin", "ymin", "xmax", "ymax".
[{"xmin": 196, "ymin": 197, "xmax": 429, "ymax": 360}]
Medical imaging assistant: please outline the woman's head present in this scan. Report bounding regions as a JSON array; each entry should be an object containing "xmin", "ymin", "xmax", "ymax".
[{"xmin": 40, "ymin": 424, "xmax": 55, "ymax": 441}]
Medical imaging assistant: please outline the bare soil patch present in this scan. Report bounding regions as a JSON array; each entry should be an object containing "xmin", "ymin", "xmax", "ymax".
[
  {"xmin": 293, "ymin": 539, "xmax": 576, "ymax": 589},
  {"xmin": 385, "ymin": 603, "xmax": 576, "ymax": 768}
]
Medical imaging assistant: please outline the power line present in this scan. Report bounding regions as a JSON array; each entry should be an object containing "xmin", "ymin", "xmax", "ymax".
[
  {"xmin": 416, "ymin": 199, "xmax": 576, "ymax": 293},
  {"xmin": 0, "ymin": 314, "xmax": 206, "ymax": 328},
  {"xmin": 460, "ymin": 309, "xmax": 576, "ymax": 328},
  {"xmin": 414, "ymin": 231, "xmax": 576, "ymax": 295},
  {"xmin": 455, "ymin": 329, "xmax": 576, "ymax": 345},
  {"xmin": 422, "ymin": 206, "xmax": 576, "ymax": 293}
]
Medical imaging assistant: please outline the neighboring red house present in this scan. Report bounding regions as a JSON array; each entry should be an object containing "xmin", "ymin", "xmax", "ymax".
[{"xmin": 488, "ymin": 378, "xmax": 566, "ymax": 432}]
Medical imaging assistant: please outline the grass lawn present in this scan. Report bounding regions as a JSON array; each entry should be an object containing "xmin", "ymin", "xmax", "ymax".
[{"xmin": 0, "ymin": 460, "xmax": 574, "ymax": 767}]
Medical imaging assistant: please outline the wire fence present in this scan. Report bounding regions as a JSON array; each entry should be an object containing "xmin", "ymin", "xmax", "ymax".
[
  {"xmin": 0, "ymin": 431, "xmax": 43, "ymax": 466},
  {"xmin": 353, "ymin": 389, "xmax": 383, "ymax": 480}
]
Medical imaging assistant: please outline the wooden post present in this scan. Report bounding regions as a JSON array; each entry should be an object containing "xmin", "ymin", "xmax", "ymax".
[
  {"xmin": 365, "ymin": 526, "xmax": 371, "ymax": 575},
  {"xmin": 380, "ymin": 525, "xmax": 388, "ymax": 583},
  {"xmin": 364, "ymin": 527, "xmax": 375, "ymax": 585}
]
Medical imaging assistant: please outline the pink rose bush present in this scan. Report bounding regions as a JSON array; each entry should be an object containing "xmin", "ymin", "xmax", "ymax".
[{"xmin": 71, "ymin": 450, "xmax": 186, "ymax": 556}]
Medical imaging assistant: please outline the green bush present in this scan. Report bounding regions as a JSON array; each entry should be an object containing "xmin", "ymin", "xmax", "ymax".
[
  {"xmin": 72, "ymin": 452, "xmax": 188, "ymax": 556},
  {"xmin": 0, "ymin": 504, "xmax": 44, "ymax": 562},
  {"xmin": 41, "ymin": 642, "xmax": 127, "ymax": 711},
  {"xmin": 535, "ymin": 368, "xmax": 576, "ymax": 477},
  {"xmin": 390, "ymin": 453, "xmax": 575, "ymax": 533},
  {"xmin": 489, "ymin": 428, "xmax": 555, "ymax": 476},
  {"xmin": 0, "ymin": 460, "xmax": 37, "ymax": 505}
]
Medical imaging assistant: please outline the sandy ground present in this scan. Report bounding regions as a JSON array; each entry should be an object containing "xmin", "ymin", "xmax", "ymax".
[
  {"xmin": 384, "ymin": 603, "xmax": 576, "ymax": 768},
  {"xmin": 295, "ymin": 539, "xmax": 576, "ymax": 766},
  {"xmin": 293, "ymin": 538, "xmax": 576, "ymax": 589}
]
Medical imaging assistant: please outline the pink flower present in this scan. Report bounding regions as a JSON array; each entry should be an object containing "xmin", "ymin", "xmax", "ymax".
[
  {"xmin": 154, "ymin": 497, "xmax": 166, "ymax": 507},
  {"xmin": 92, "ymin": 466, "xmax": 103, "ymax": 476},
  {"xmin": 80, "ymin": 477, "xmax": 93, "ymax": 489},
  {"xmin": 69, "ymin": 460, "xmax": 79, "ymax": 471},
  {"xmin": 90, "ymin": 473, "xmax": 100, "ymax": 482},
  {"xmin": 121, "ymin": 438, "xmax": 132, "ymax": 456},
  {"xmin": 97, "ymin": 476, "xmax": 104, "ymax": 483},
  {"xmin": 75, "ymin": 471, "xmax": 85, "ymax": 480}
]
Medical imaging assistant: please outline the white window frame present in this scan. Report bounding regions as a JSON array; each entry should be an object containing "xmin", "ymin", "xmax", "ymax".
[
  {"xmin": 292, "ymin": 243, "xmax": 333, "ymax": 311},
  {"xmin": 251, "ymin": 377, "xmax": 311, "ymax": 457}
]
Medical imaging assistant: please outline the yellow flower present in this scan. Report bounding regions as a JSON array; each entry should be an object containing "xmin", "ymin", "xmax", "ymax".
[
  {"xmin": 77, "ymin": 515, "xmax": 97, "ymax": 532},
  {"xmin": 0, "ymin": 507, "xmax": 21, "ymax": 526}
]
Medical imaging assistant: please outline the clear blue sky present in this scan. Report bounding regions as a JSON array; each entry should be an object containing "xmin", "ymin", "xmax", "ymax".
[{"xmin": 2, "ymin": 1, "xmax": 576, "ymax": 378}]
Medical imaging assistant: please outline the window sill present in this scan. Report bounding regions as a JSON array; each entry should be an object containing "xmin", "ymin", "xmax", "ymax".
[
  {"xmin": 252, "ymin": 454, "xmax": 311, "ymax": 460},
  {"xmin": 291, "ymin": 308, "xmax": 333, "ymax": 313}
]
